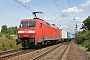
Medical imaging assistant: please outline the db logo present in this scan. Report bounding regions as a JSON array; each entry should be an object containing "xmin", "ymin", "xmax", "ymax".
[{"xmin": 24, "ymin": 31, "xmax": 28, "ymax": 33}]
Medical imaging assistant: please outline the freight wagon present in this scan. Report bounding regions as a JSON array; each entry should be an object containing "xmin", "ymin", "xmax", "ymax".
[
  {"xmin": 60, "ymin": 29, "xmax": 73, "ymax": 41},
  {"xmin": 67, "ymin": 31, "xmax": 71, "ymax": 38},
  {"xmin": 60, "ymin": 29, "xmax": 67, "ymax": 41}
]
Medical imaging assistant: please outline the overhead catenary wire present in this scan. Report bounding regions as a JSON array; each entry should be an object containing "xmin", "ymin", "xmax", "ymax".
[
  {"xmin": 31, "ymin": 0, "xmax": 49, "ymax": 15},
  {"xmin": 43, "ymin": 0, "xmax": 63, "ymax": 18},
  {"xmin": 14, "ymin": 0, "xmax": 61, "ymax": 21},
  {"xmin": 28, "ymin": 0, "xmax": 48, "ymax": 18},
  {"xmin": 41, "ymin": 0, "xmax": 60, "ymax": 21},
  {"xmin": 30, "ymin": 0, "xmax": 60, "ymax": 25},
  {"xmin": 67, "ymin": 0, "xmax": 78, "ymax": 33},
  {"xmin": 14, "ymin": 0, "xmax": 34, "ymax": 12},
  {"xmin": 14, "ymin": 0, "xmax": 71, "ymax": 30},
  {"xmin": 54, "ymin": 0, "xmax": 62, "ymax": 17},
  {"xmin": 55, "ymin": 0, "xmax": 73, "ymax": 30},
  {"xmin": 68, "ymin": 0, "xmax": 75, "ymax": 20},
  {"xmin": 53, "ymin": 0, "xmax": 63, "ymax": 26},
  {"xmin": 42, "ymin": 0, "xmax": 63, "ymax": 18},
  {"xmin": 42, "ymin": 0, "xmax": 56, "ymax": 10},
  {"xmin": 54, "ymin": 0, "xmax": 69, "ymax": 28},
  {"xmin": 14, "ymin": 0, "xmax": 57, "ymax": 26},
  {"xmin": 14, "ymin": 0, "xmax": 44, "ymax": 18}
]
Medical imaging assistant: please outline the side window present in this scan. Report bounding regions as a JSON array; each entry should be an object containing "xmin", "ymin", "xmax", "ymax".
[{"xmin": 40, "ymin": 23, "xmax": 42, "ymax": 28}]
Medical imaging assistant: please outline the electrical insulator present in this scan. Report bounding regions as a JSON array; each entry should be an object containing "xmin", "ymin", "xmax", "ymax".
[{"xmin": 76, "ymin": 25, "xmax": 77, "ymax": 28}]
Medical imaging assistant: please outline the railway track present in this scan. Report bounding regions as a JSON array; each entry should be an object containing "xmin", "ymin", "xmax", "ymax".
[
  {"xmin": 0, "ymin": 42, "xmax": 70, "ymax": 60},
  {"xmin": 32, "ymin": 44, "xmax": 61, "ymax": 60},
  {"xmin": 0, "ymin": 48, "xmax": 35, "ymax": 60},
  {"xmin": 0, "ymin": 48, "xmax": 22, "ymax": 56},
  {"xmin": 32, "ymin": 42, "xmax": 70, "ymax": 60}
]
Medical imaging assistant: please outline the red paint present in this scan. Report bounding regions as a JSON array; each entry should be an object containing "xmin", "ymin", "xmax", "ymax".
[{"xmin": 18, "ymin": 18, "xmax": 61, "ymax": 43}]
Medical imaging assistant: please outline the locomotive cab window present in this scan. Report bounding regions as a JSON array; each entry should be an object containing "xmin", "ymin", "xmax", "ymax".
[
  {"xmin": 20, "ymin": 21, "xmax": 36, "ymax": 27},
  {"xmin": 40, "ymin": 23, "xmax": 42, "ymax": 28}
]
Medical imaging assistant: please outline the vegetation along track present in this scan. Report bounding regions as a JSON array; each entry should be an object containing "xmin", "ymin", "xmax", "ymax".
[
  {"xmin": 0, "ymin": 42, "xmax": 70, "ymax": 60},
  {"xmin": 32, "ymin": 42, "xmax": 70, "ymax": 60},
  {"xmin": 0, "ymin": 48, "xmax": 35, "ymax": 60}
]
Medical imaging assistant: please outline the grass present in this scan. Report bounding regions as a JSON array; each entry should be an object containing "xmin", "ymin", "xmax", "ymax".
[
  {"xmin": 76, "ymin": 44, "xmax": 90, "ymax": 59},
  {"xmin": 0, "ymin": 35, "xmax": 21, "ymax": 51},
  {"xmin": 78, "ymin": 44, "xmax": 87, "ymax": 51}
]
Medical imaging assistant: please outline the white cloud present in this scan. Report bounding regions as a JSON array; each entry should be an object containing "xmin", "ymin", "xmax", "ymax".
[
  {"xmin": 21, "ymin": 0, "xmax": 30, "ymax": 3},
  {"xmin": 80, "ymin": 0, "xmax": 90, "ymax": 7},
  {"xmin": 80, "ymin": 18, "xmax": 86, "ymax": 22},
  {"xmin": 61, "ymin": 7, "xmax": 83, "ymax": 17},
  {"xmin": 44, "ymin": 16, "xmax": 55, "ymax": 20},
  {"xmin": 72, "ymin": 17, "xmax": 80, "ymax": 20},
  {"xmin": 62, "ymin": 7, "xmax": 83, "ymax": 13},
  {"xmin": 71, "ymin": 17, "xmax": 86, "ymax": 22}
]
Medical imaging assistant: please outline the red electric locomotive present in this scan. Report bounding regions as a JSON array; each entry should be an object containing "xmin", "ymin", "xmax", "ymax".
[{"xmin": 16, "ymin": 12, "xmax": 61, "ymax": 48}]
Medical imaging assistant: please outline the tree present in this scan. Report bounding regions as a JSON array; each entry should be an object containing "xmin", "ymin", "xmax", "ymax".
[
  {"xmin": 82, "ymin": 16, "xmax": 90, "ymax": 30},
  {"xmin": 9, "ymin": 26, "xmax": 18, "ymax": 35},
  {"xmin": 1, "ymin": 25, "xmax": 7, "ymax": 34},
  {"xmin": 1, "ymin": 25, "xmax": 18, "ymax": 35}
]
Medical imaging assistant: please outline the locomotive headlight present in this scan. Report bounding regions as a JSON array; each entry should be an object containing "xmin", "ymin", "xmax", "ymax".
[
  {"xmin": 32, "ymin": 35, "xmax": 34, "ymax": 37},
  {"xmin": 18, "ymin": 35, "xmax": 21, "ymax": 37},
  {"xmin": 31, "ymin": 34, "xmax": 35, "ymax": 38}
]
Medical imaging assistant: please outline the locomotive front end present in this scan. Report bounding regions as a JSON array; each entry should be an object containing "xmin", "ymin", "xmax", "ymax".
[{"xmin": 16, "ymin": 20, "xmax": 36, "ymax": 48}]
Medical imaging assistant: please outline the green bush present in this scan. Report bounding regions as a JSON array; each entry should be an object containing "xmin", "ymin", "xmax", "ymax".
[
  {"xmin": 5, "ymin": 34, "xmax": 12, "ymax": 39},
  {"xmin": 0, "ymin": 33, "xmax": 2, "ymax": 37},
  {"xmin": 1, "ymin": 43, "xmax": 7, "ymax": 51},
  {"xmin": 9, "ymin": 43, "xmax": 13, "ymax": 49},
  {"xmin": 77, "ymin": 29, "xmax": 90, "ymax": 51},
  {"xmin": 76, "ymin": 30, "xmax": 89, "ymax": 44},
  {"xmin": 87, "ymin": 45, "xmax": 90, "ymax": 51}
]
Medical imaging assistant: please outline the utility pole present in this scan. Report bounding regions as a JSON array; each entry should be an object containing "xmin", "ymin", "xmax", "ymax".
[
  {"xmin": 75, "ymin": 23, "xmax": 78, "ymax": 40},
  {"xmin": 73, "ymin": 17, "xmax": 78, "ymax": 41}
]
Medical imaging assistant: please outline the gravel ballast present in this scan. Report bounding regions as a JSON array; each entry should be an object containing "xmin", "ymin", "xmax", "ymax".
[{"xmin": 66, "ymin": 41, "xmax": 87, "ymax": 60}]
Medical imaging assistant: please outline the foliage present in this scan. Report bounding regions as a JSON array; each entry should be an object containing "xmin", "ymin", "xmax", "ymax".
[
  {"xmin": 0, "ymin": 32, "xmax": 2, "ymax": 37},
  {"xmin": 8, "ymin": 26, "xmax": 18, "ymax": 35},
  {"xmin": 76, "ymin": 29, "xmax": 90, "ymax": 51},
  {"xmin": 76, "ymin": 30, "xmax": 88, "ymax": 44},
  {"xmin": 82, "ymin": 16, "xmax": 90, "ymax": 30},
  {"xmin": 0, "ymin": 40, "xmax": 21, "ymax": 51},
  {"xmin": 1, "ymin": 25, "xmax": 18, "ymax": 39},
  {"xmin": 1, "ymin": 43, "xmax": 7, "ymax": 51},
  {"xmin": 1, "ymin": 25, "xmax": 18, "ymax": 35},
  {"xmin": 0, "ymin": 25, "xmax": 21, "ymax": 51},
  {"xmin": 9, "ymin": 42, "xmax": 13, "ymax": 49},
  {"xmin": 5, "ymin": 34, "xmax": 12, "ymax": 39},
  {"xmin": 1, "ymin": 25, "xmax": 7, "ymax": 34}
]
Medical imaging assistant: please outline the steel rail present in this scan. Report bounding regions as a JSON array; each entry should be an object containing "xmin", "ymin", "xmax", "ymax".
[
  {"xmin": 32, "ymin": 44, "xmax": 61, "ymax": 60},
  {"xmin": 56, "ymin": 42, "xmax": 70, "ymax": 60},
  {"xmin": 0, "ymin": 49, "xmax": 34, "ymax": 60}
]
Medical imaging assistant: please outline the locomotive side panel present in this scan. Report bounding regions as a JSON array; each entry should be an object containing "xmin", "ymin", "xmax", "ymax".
[
  {"xmin": 35, "ymin": 20, "xmax": 44, "ymax": 43},
  {"xmin": 36, "ymin": 20, "xmax": 61, "ymax": 44},
  {"xmin": 42, "ymin": 23, "xmax": 61, "ymax": 41}
]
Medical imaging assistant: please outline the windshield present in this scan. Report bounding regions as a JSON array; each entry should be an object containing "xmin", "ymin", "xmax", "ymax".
[{"xmin": 20, "ymin": 21, "xmax": 36, "ymax": 27}]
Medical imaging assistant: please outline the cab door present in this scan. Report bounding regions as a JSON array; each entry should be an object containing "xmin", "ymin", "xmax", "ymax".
[{"xmin": 39, "ymin": 23, "xmax": 43, "ymax": 42}]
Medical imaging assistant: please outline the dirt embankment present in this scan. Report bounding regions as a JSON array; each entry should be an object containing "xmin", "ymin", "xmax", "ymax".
[{"xmin": 66, "ymin": 41, "xmax": 88, "ymax": 60}]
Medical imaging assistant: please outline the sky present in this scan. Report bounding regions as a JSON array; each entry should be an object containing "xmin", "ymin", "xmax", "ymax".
[{"xmin": 0, "ymin": 0, "xmax": 90, "ymax": 33}]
